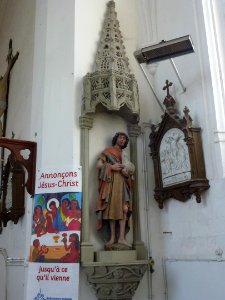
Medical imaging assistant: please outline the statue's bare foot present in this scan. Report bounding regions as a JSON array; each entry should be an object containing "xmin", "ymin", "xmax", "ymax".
[
  {"xmin": 106, "ymin": 239, "xmax": 115, "ymax": 246},
  {"xmin": 118, "ymin": 239, "xmax": 132, "ymax": 248}
]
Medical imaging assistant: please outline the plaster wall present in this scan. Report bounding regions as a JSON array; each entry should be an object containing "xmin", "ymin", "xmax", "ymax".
[
  {"xmin": 0, "ymin": 0, "xmax": 76, "ymax": 299},
  {"xmin": 136, "ymin": 0, "xmax": 225, "ymax": 299},
  {"xmin": 0, "ymin": 0, "xmax": 36, "ymax": 299},
  {"xmin": 0, "ymin": 250, "xmax": 6, "ymax": 300}
]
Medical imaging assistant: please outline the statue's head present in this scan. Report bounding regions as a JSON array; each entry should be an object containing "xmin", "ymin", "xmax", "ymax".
[{"xmin": 112, "ymin": 132, "xmax": 129, "ymax": 149}]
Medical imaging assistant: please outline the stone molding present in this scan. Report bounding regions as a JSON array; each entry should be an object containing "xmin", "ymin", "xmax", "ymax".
[
  {"xmin": 79, "ymin": 115, "xmax": 94, "ymax": 130},
  {"xmin": 127, "ymin": 124, "xmax": 141, "ymax": 138}
]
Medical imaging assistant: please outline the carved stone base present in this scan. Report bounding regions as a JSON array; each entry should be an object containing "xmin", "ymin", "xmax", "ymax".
[{"xmin": 82, "ymin": 261, "xmax": 148, "ymax": 300}]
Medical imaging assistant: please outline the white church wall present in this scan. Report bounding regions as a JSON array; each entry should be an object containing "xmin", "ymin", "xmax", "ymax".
[
  {"xmin": 201, "ymin": 0, "xmax": 225, "ymax": 178},
  {"xmin": 0, "ymin": 249, "xmax": 6, "ymax": 300},
  {"xmin": 0, "ymin": 0, "xmax": 77, "ymax": 299},
  {"xmin": 32, "ymin": 0, "xmax": 76, "ymax": 168},
  {"xmin": 0, "ymin": 0, "xmax": 36, "ymax": 299},
  {"xmin": 136, "ymin": 0, "xmax": 165, "ymax": 125},
  {"xmin": 137, "ymin": 0, "xmax": 225, "ymax": 299},
  {"xmin": 0, "ymin": 0, "xmax": 35, "ymax": 140},
  {"xmin": 165, "ymin": 259, "xmax": 225, "ymax": 300}
]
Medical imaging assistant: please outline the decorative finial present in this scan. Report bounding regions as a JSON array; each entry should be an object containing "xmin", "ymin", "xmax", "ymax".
[
  {"xmin": 162, "ymin": 80, "xmax": 178, "ymax": 116},
  {"xmin": 108, "ymin": 0, "xmax": 115, "ymax": 7},
  {"xmin": 183, "ymin": 106, "xmax": 192, "ymax": 128},
  {"xmin": 95, "ymin": 0, "xmax": 130, "ymax": 73},
  {"xmin": 163, "ymin": 80, "xmax": 173, "ymax": 97}
]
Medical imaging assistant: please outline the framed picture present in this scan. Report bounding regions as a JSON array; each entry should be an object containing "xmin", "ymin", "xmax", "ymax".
[{"xmin": 149, "ymin": 81, "xmax": 209, "ymax": 208}]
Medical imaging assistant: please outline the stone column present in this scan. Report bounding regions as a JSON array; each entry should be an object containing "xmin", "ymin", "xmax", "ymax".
[
  {"xmin": 128, "ymin": 123, "xmax": 147, "ymax": 260},
  {"xmin": 79, "ymin": 115, "xmax": 94, "ymax": 262}
]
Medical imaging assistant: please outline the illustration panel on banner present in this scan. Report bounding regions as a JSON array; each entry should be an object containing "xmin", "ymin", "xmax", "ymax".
[{"xmin": 30, "ymin": 192, "xmax": 82, "ymax": 263}]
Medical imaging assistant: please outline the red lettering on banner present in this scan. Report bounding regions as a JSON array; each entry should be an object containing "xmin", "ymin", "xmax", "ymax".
[
  {"xmin": 39, "ymin": 171, "xmax": 78, "ymax": 180},
  {"xmin": 58, "ymin": 180, "xmax": 79, "ymax": 188},
  {"xmin": 50, "ymin": 275, "xmax": 70, "ymax": 281},
  {"xmin": 36, "ymin": 266, "xmax": 70, "ymax": 283},
  {"xmin": 37, "ymin": 182, "xmax": 57, "ymax": 189}
]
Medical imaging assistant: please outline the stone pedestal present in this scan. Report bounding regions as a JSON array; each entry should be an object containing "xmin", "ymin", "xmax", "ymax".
[{"xmin": 82, "ymin": 260, "xmax": 149, "ymax": 300}]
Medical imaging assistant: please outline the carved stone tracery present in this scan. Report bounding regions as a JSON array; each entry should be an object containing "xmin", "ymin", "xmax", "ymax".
[
  {"xmin": 82, "ymin": 1, "xmax": 140, "ymax": 124},
  {"xmin": 84, "ymin": 262, "xmax": 148, "ymax": 300}
]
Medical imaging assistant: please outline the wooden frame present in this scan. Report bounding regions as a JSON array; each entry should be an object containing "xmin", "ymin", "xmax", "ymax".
[
  {"xmin": 149, "ymin": 81, "xmax": 209, "ymax": 208},
  {"xmin": 0, "ymin": 154, "xmax": 25, "ymax": 226},
  {"xmin": 0, "ymin": 138, "xmax": 36, "ymax": 228}
]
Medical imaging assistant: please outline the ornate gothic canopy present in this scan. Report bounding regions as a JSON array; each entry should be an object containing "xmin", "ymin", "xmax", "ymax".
[{"xmin": 82, "ymin": 0, "xmax": 140, "ymax": 124}]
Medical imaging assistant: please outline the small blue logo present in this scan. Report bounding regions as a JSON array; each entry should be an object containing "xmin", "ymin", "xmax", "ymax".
[{"xmin": 34, "ymin": 289, "xmax": 46, "ymax": 300}]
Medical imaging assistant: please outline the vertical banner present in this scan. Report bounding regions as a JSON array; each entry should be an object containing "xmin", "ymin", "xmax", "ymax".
[{"xmin": 26, "ymin": 167, "xmax": 82, "ymax": 300}]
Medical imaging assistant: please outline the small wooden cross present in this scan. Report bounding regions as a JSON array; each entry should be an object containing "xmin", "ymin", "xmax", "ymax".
[{"xmin": 163, "ymin": 80, "xmax": 173, "ymax": 97}]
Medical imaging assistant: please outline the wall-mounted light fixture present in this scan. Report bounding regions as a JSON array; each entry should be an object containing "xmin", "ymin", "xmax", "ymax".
[
  {"xmin": 134, "ymin": 35, "xmax": 194, "ymax": 64},
  {"xmin": 134, "ymin": 35, "xmax": 195, "ymax": 111}
]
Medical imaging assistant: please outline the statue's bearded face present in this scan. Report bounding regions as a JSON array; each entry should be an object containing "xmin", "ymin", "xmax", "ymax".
[{"xmin": 116, "ymin": 134, "xmax": 127, "ymax": 148}]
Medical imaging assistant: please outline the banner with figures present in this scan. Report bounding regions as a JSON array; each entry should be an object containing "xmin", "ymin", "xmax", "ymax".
[{"xmin": 26, "ymin": 167, "xmax": 82, "ymax": 300}]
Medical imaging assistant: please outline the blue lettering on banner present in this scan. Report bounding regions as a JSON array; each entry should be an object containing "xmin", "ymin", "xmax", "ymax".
[
  {"xmin": 47, "ymin": 298, "xmax": 72, "ymax": 300},
  {"xmin": 34, "ymin": 289, "xmax": 71, "ymax": 300},
  {"xmin": 46, "ymin": 298, "xmax": 72, "ymax": 300}
]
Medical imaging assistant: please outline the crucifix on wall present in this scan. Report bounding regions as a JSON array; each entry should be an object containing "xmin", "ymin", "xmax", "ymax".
[
  {"xmin": 0, "ymin": 40, "xmax": 20, "ymax": 233},
  {"xmin": 0, "ymin": 39, "xmax": 19, "ymax": 137}
]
